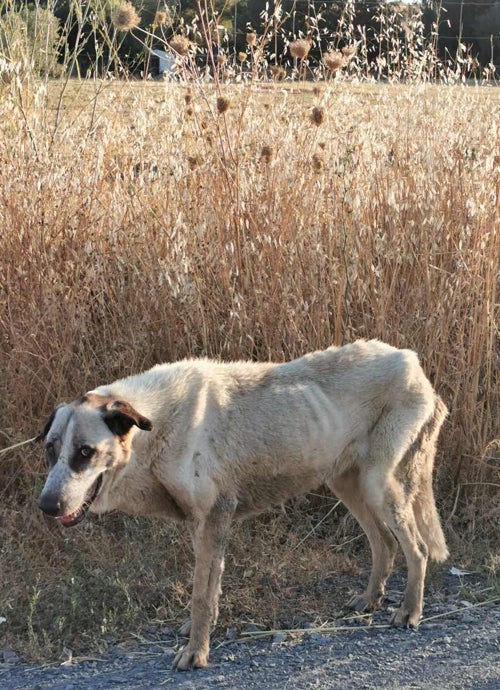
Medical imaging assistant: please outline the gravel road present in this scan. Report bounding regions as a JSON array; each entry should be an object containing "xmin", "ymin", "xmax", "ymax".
[{"xmin": 2, "ymin": 572, "xmax": 499, "ymax": 690}]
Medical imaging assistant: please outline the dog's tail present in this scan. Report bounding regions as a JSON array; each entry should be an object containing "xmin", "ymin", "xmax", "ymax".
[{"xmin": 412, "ymin": 395, "xmax": 449, "ymax": 563}]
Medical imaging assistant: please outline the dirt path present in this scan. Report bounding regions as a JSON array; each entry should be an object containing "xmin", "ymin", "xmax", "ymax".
[{"xmin": 2, "ymin": 572, "xmax": 499, "ymax": 690}]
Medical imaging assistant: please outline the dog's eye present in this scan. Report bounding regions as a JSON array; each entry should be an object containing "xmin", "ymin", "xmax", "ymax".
[
  {"xmin": 45, "ymin": 443, "xmax": 56, "ymax": 466},
  {"xmin": 69, "ymin": 445, "xmax": 96, "ymax": 473}
]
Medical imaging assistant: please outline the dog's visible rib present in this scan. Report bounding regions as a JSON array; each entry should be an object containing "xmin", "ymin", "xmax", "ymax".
[{"xmin": 38, "ymin": 339, "xmax": 448, "ymax": 670}]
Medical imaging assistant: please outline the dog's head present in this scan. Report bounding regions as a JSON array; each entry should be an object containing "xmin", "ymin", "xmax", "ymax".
[{"xmin": 37, "ymin": 394, "xmax": 152, "ymax": 527}]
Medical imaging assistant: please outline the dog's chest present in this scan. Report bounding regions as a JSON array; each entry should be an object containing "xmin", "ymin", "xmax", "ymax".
[{"xmin": 102, "ymin": 468, "xmax": 186, "ymax": 520}]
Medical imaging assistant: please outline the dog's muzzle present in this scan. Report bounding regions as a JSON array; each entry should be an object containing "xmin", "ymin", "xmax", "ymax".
[{"xmin": 39, "ymin": 474, "xmax": 103, "ymax": 527}]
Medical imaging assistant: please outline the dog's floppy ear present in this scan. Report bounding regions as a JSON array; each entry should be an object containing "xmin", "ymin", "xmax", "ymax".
[
  {"xmin": 102, "ymin": 400, "xmax": 153, "ymax": 437},
  {"xmin": 34, "ymin": 408, "xmax": 58, "ymax": 443}
]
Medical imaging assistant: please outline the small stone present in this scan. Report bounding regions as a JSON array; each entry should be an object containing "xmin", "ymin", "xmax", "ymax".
[
  {"xmin": 160, "ymin": 625, "xmax": 175, "ymax": 637},
  {"xmin": 309, "ymin": 632, "xmax": 324, "ymax": 642},
  {"xmin": 109, "ymin": 645, "xmax": 125, "ymax": 657},
  {"xmin": 148, "ymin": 645, "xmax": 164, "ymax": 654},
  {"xmin": 272, "ymin": 632, "xmax": 288, "ymax": 644},
  {"xmin": 460, "ymin": 615, "xmax": 476, "ymax": 624},
  {"xmin": 225, "ymin": 627, "xmax": 238, "ymax": 640},
  {"xmin": 2, "ymin": 649, "xmax": 20, "ymax": 663},
  {"xmin": 102, "ymin": 634, "xmax": 117, "ymax": 644}
]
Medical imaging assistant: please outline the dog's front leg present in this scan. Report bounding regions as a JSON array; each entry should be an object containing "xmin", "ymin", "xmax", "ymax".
[{"xmin": 173, "ymin": 496, "xmax": 235, "ymax": 671}]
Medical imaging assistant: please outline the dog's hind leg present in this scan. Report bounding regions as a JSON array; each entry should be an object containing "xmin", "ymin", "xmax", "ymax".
[
  {"xmin": 329, "ymin": 469, "xmax": 398, "ymax": 612},
  {"xmin": 173, "ymin": 496, "xmax": 236, "ymax": 671},
  {"xmin": 361, "ymin": 403, "xmax": 434, "ymax": 628},
  {"xmin": 370, "ymin": 478, "xmax": 428, "ymax": 628},
  {"xmin": 409, "ymin": 396, "xmax": 449, "ymax": 564}
]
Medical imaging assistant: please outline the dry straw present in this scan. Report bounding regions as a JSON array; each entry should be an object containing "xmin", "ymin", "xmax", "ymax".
[
  {"xmin": 111, "ymin": 1, "xmax": 140, "ymax": 31},
  {"xmin": 401, "ymin": 22, "xmax": 414, "ymax": 38}
]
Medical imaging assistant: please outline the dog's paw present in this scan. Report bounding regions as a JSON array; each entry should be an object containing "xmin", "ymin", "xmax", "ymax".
[
  {"xmin": 347, "ymin": 592, "xmax": 382, "ymax": 613},
  {"xmin": 172, "ymin": 644, "xmax": 209, "ymax": 671},
  {"xmin": 178, "ymin": 618, "xmax": 192, "ymax": 637},
  {"xmin": 389, "ymin": 605, "xmax": 421, "ymax": 629}
]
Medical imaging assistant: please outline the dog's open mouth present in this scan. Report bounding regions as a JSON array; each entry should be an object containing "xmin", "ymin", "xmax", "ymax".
[{"xmin": 56, "ymin": 475, "xmax": 103, "ymax": 527}]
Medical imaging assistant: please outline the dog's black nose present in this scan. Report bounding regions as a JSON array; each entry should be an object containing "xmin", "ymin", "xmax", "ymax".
[{"xmin": 39, "ymin": 493, "xmax": 62, "ymax": 517}]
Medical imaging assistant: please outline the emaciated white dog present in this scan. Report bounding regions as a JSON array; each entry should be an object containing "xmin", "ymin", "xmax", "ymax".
[{"xmin": 38, "ymin": 340, "xmax": 448, "ymax": 670}]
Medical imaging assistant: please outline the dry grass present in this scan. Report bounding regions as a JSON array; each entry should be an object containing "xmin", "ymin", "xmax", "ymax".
[{"xmin": 0, "ymin": 77, "xmax": 499, "ymax": 660}]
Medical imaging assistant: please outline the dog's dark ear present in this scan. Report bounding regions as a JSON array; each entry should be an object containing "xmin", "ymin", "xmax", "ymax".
[
  {"xmin": 102, "ymin": 401, "xmax": 153, "ymax": 437},
  {"xmin": 34, "ymin": 408, "xmax": 58, "ymax": 443}
]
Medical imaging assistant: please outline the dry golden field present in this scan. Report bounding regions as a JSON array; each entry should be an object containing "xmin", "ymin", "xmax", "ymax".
[{"xmin": 0, "ymin": 78, "xmax": 499, "ymax": 660}]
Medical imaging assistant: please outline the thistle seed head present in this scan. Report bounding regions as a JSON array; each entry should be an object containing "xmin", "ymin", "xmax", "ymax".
[
  {"xmin": 342, "ymin": 44, "xmax": 357, "ymax": 59},
  {"xmin": 312, "ymin": 153, "xmax": 324, "ymax": 173},
  {"xmin": 169, "ymin": 35, "xmax": 190, "ymax": 56},
  {"xmin": 216, "ymin": 96, "xmax": 230, "ymax": 114},
  {"xmin": 246, "ymin": 32, "xmax": 257, "ymax": 47},
  {"xmin": 154, "ymin": 11, "xmax": 167, "ymax": 27},
  {"xmin": 260, "ymin": 145, "xmax": 275, "ymax": 164},
  {"xmin": 311, "ymin": 107, "xmax": 325, "ymax": 126},
  {"xmin": 111, "ymin": 2, "xmax": 140, "ymax": 31},
  {"xmin": 323, "ymin": 51, "xmax": 344, "ymax": 72},
  {"xmin": 270, "ymin": 65, "xmax": 286, "ymax": 80},
  {"xmin": 289, "ymin": 38, "xmax": 312, "ymax": 60}
]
